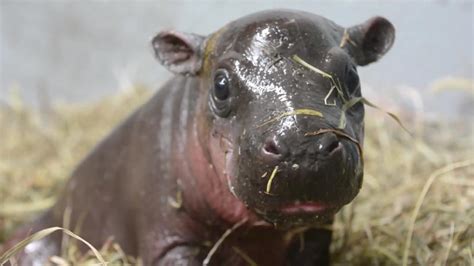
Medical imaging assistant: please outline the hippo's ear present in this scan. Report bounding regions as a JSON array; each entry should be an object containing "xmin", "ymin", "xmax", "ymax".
[
  {"xmin": 152, "ymin": 31, "xmax": 205, "ymax": 75},
  {"xmin": 345, "ymin": 16, "xmax": 395, "ymax": 66}
]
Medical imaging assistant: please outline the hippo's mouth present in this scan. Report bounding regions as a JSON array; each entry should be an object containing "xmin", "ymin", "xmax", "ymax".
[
  {"xmin": 268, "ymin": 200, "xmax": 341, "ymax": 225},
  {"xmin": 253, "ymin": 200, "xmax": 341, "ymax": 228},
  {"xmin": 279, "ymin": 201, "xmax": 337, "ymax": 215}
]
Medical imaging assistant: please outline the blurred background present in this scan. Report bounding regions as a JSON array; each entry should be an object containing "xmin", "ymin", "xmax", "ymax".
[{"xmin": 1, "ymin": 0, "xmax": 473, "ymax": 122}]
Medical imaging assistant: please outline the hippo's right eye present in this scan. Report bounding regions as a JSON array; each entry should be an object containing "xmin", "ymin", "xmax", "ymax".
[
  {"xmin": 210, "ymin": 69, "xmax": 233, "ymax": 117},
  {"xmin": 213, "ymin": 70, "xmax": 230, "ymax": 101}
]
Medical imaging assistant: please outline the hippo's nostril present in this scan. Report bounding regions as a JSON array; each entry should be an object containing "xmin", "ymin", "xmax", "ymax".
[
  {"xmin": 323, "ymin": 139, "xmax": 340, "ymax": 153},
  {"xmin": 261, "ymin": 136, "xmax": 287, "ymax": 163},
  {"xmin": 263, "ymin": 139, "xmax": 281, "ymax": 155},
  {"xmin": 317, "ymin": 133, "xmax": 341, "ymax": 155}
]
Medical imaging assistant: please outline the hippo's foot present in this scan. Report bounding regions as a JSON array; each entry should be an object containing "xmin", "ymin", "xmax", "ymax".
[
  {"xmin": 154, "ymin": 245, "xmax": 203, "ymax": 266},
  {"xmin": 1, "ymin": 212, "xmax": 61, "ymax": 266},
  {"xmin": 14, "ymin": 235, "xmax": 61, "ymax": 266},
  {"xmin": 2, "ymin": 234, "xmax": 60, "ymax": 266},
  {"xmin": 285, "ymin": 227, "xmax": 332, "ymax": 266}
]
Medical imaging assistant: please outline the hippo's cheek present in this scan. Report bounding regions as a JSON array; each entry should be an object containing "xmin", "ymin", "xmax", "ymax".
[{"xmin": 233, "ymin": 140, "xmax": 363, "ymax": 227}]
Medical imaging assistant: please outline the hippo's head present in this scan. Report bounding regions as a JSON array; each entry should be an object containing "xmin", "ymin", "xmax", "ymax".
[{"xmin": 152, "ymin": 10, "xmax": 395, "ymax": 228}]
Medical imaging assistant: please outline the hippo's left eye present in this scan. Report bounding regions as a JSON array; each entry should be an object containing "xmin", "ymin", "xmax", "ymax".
[{"xmin": 345, "ymin": 67, "xmax": 360, "ymax": 95}]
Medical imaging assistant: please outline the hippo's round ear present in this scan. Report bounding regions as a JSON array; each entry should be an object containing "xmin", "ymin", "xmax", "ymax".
[
  {"xmin": 152, "ymin": 31, "xmax": 205, "ymax": 75},
  {"xmin": 345, "ymin": 16, "xmax": 395, "ymax": 66}
]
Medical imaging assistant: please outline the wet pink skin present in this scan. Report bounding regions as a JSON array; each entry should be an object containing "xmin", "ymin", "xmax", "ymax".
[{"xmin": 279, "ymin": 201, "xmax": 336, "ymax": 215}]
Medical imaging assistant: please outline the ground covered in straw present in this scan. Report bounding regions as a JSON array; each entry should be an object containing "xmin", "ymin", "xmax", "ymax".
[{"xmin": 0, "ymin": 87, "xmax": 472, "ymax": 265}]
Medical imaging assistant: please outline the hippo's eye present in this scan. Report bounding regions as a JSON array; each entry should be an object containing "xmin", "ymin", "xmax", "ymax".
[
  {"xmin": 213, "ymin": 70, "xmax": 230, "ymax": 101},
  {"xmin": 346, "ymin": 67, "xmax": 360, "ymax": 95},
  {"xmin": 210, "ymin": 69, "xmax": 233, "ymax": 117}
]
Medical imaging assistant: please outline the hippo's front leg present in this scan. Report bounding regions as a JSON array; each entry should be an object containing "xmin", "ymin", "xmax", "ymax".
[
  {"xmin": 154, "ymin": 245, "xmax": 203, "ymax": 266},
  {"xmin": 285, "ymin": 225, "xmax": 333, "ymax": 266}
]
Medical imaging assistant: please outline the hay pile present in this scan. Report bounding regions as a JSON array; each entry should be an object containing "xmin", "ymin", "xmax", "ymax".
[{"xmin": 0, "ymin": 87, "xmax": 472, "ymax": 265}]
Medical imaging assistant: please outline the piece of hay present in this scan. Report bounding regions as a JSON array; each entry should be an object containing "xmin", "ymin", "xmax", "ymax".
[
  {"xmin": 202, "ymin": 218, "xmax": 247, "ymax": 266},
  {"xmin": 401, "ymin": 159, "xmax": 474, "ymax": 266},
  {"xmin": 265, "ymin": 165, "xmax": 280, "ymax": 195},
  {"xmin": 257, "ymin": 109, "xmax": 323, "ymax": 128}
]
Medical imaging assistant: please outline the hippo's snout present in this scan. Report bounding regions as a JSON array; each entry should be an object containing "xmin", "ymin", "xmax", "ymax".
[
  {"xmin": 235, "ymin": 127, "xmax": 363, "ymax": 227},
  {"xmin": 260, "ymin": 132, "xmax": 342, "ymax": 164}
]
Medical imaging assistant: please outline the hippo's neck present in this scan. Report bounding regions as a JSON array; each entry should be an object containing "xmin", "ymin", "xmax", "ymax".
[{"xmin": 160, "ymin": 76, "xmax": 260, "ymax": 228}]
